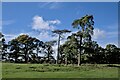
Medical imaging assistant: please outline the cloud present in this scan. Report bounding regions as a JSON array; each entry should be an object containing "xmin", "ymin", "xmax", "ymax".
[
  {"xmin": 49, "ymin": 2, "xmax": 60, "ymax": 9},
  {"xmin": 0, "ymin": 21, "xmax": 1, "ymax": 32},
  {"xmin": 31, "ymin": 31, "xmax": 57, "ymax": 41},
  {"xmin": 98, "ymin": 41, "xmax": 118, "ymax": 48},
  {"xmin": 92, "ymin": 28, "xmax": 106, "ymax": 40},
  {"xmin": 31, "ymin": 15, "xmax": 61, "ymax": 43},
  {"xmin": 92, "ymin": 23, "xmax": 118, "ymax": 40},
  {"xmin": 0, "ymin": 20, "xmax": 15, "ymax": 32},
  {"xmin": 106, "ymin": 23, "xmax": 118, "ymax": 31},
  {"xmin": 0, "ymin": 20, "xmax": 2, "ymax": 32},
  {"xmin": 4, "ymin": 16, "xmax": 61, "ymax": 43},
  {"xmin": 39, "ymin": 2, "xmax": 51, "ymax": 8},
  {"xmin": 106, "ymin": 31, "xmax": 118, "ymax": 38},
  {"xmin": 38, "ymin": 2, "xmax": 62, "ymax": 10},
  {"xmin": 4, "ymin": 34, "xmax": 17, "ymax": 42},
  {"xmin": 32, "ymin": 15, "xmax": 60, "ymax": 31},
  {"xmin": 91, "ymin": 25, "xmax": 118, "ymax": 48},
  {"xmin": 48, "ymin": 20, "xmax": 61, "ymax": 24},
  {"xmin": 105, "ymin": 24, "xmax": 118, "ymax": 38},
  {"xmin": 0, "ymin": 20, "xmax": 15, "ymax": 26}
]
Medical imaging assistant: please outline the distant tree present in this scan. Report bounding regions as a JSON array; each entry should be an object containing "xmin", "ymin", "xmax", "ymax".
[
  {"xmin": 83, "ymin": 41, "xmax": 101, "ymax": 63},
  {"xmin": 106, "ymin": 44, "xmax": 117, "ymax": 51},
  {"xmin": 0, "ymin": 32, "xmax": 4, "ymax": 49},
  {"xmin": 0, "ymin": 32, "xmax": 8, "ymax": 60},
  {"xmin": 28, "ymin": 38, "xmax": 44, "ymax": 63},
  {"xmin": 0, "ymin": 32, "xmax": 4, "ymax": 52},
  {"xmin": 44, "ymin": 40, "xmax": 56, "ymax": 63},
  {"xmin": 60, "ymin": 33, "xmax": 79, "ymax": 65},
  {"xmin": 105, "ymin": 44, "xmax": 120, "ymax": 64},
  {"xmin": 72, "ymin": 15, "xmax": 94, "ymax": 66},
  {"xmin": 12, "ymin": 34, "xmax": 44, "ymax": 63},
  {"xmin": 67, "ymin": 33, "xmax": 79, "ymax": 64},
  {"xmin": 62, "ymin": 43, "xmax": 71, "ymax": 65},
  {"xmin": 8, "ymin": 39, "xmax": 21, "ymax": 63},
  {"xmin": 52, "ymin": 29, "xmax": 71, "ymax": 64}
]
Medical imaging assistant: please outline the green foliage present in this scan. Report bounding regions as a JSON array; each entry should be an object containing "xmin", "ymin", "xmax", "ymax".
[{"xmin": 72, "ymin": 15, "xmax": 94, "ymax": 33}]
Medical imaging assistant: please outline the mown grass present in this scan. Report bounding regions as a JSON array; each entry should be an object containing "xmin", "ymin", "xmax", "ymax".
[{"xmin": 2, "ymin": 63, "xmax": 120, "ymax": 78}]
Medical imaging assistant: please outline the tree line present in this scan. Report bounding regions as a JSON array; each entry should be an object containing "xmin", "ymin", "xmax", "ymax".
[{"xmin": 0, "ymin": 15, "xmax": 120, "ymax": 66}]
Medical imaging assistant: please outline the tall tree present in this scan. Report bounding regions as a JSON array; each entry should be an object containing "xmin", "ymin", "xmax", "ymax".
[
  {"xmin": 52, "ymin": 29, "xmax": 71, "ymax": 64},
  {"xmin": 72, "ymin": 15, "xmax": 94, "ymax": 66}
]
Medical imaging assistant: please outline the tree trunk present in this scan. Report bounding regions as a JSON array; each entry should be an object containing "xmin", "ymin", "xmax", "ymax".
[
  {"xmin": 78, "ymin": 53, "xmax": 80, "ymax": 66},
  {"xmin": 15, "ymin": 47, "xmax": 19, "ymax": 63},
  {"xmin": 56, "ymin": 34, "xmax": 60, "ymax": 64},
  {"xmin": 65, "ymin": 57, "xmax": 68, "ymax": 65},
  {"xmin": 36, "ymin": 47, "xmax": 39, "ymax": 62},
  {"xmin": 25, "ymin": 53, "xmax": 27, "ymax": 63},
  {"xmin": 25, "ymin": 44, "xmax": 28, "ymax": 63},
  {"xmin": 78, "ymin": 36, "xmax": 82, "ymax": 66},
  {"xmin": 15, "ymin": 52, "xmax": 17, "ymax": 63},
  {"xmin": 48, "ymin": 48, "xmax": 50, "ymax": 63}
]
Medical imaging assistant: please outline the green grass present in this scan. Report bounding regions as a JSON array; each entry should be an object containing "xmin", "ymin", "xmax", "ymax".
[{"xmin": 2, "ymin": 63, "xmax": 119, "ymax": 78}]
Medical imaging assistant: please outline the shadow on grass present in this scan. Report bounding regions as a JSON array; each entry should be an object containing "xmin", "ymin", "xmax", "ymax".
[{"xmin": 107, "ymin": 64, "xmax": 120, "ymax": 68}]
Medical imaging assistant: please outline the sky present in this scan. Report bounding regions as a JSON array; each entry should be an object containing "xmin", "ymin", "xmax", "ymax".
[{"xmin": 2, "ymin": 2, "xmax": 118, "ymax": 49}]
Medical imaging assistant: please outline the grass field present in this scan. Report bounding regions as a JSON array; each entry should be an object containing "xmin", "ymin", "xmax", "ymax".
[{"xmin": 2, "ymin": 63, "xmax": 120, "ymax": 78}]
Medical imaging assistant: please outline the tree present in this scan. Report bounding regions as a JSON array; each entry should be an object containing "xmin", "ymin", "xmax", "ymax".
[
  {"xmin": 83, "ymin": 41, "xmax": 100, "ymax": 63},
  {"xmin": 105, "ymin": 44, "xmax": 119, "ymax": 64},
  {"xmin": 52, "ymin": 29, "xmax": 71, "ymax": 64},
  {"xmin": 0, "ymin": 32, "xmax": 4, "ymax": 49},
  {"xmin": 13, "ymin": 34, "xmax": 44, "ymax": 63},
  {"xmin": 8, "ymin": 39, "xmax": 21, "ymax": 63},
  {"xmin": 44, "ymin": 40, "xmax": 56, "ymax": 63},
  {"xmin": 28, "ymin": 38, "xmax": 44, "ymax": 63},
  {"xmin": 62, "ymin": 43, "xmax": 70, "ymax": 65},
  {"xmin": 60, "ymin": 33, "xmax": 79, "ymax": 65},
  {"xmin": 72, "ymin": 15, "xmax": 94, "ymax": 66},
  {"xmin": 67, "ymin": 33, "xmax": 79, "ymax": 64},
  {"xmin": 0, "ymin": 32, "xmax": 8, "ymax": 61}
]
